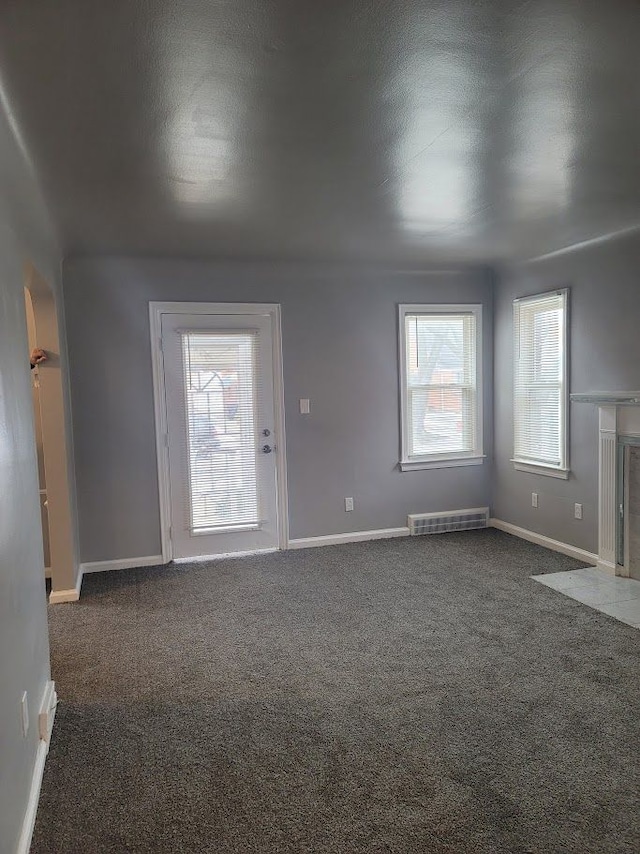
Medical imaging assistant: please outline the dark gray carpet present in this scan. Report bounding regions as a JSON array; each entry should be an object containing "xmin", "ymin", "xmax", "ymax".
[{"xmin": 32, "ymin": 530, "xmax": 640, "ymax": 853}]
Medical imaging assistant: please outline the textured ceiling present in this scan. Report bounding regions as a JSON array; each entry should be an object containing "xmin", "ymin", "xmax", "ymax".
[{"xmin": 1, "ymin": 0, "xmax": 639, "ymax": 264}]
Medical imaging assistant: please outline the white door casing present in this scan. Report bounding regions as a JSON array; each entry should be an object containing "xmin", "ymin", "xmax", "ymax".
[{"xmin": 150, "ymin": 303, "xmax": 288, "ymax": 560}]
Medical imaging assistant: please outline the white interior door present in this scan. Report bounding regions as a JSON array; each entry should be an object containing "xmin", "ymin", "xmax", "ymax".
[{"xmin": 160, "ymin": 310, "xmax": 280, "ymax": 558}]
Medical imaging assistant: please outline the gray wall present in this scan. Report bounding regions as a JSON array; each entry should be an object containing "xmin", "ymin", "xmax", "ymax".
[
  {"xmin": 494, "ymin": 231, "xmax": 640, "ymax": 554},
  {"xmin": 0, "ymin": 109, "xmax": 58, "ymax": 850},
  {"xmin": 63, "ymin": 258, "xmax": 493, "ymax": 563}
]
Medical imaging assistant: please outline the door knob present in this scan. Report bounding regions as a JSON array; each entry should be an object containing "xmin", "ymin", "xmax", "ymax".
[
  {"xmin": 262, "ymin": 428, "xmax": 271, "ymax": 437},
  {"xmin": 262, "ymin": 445, "xmax": 273, "ymax": 454}
]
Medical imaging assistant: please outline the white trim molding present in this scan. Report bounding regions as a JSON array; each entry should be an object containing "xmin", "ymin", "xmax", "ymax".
[
  {"xmin": 511, "ymin": 460, "xmax": 570, "ymax": 480},
  {"xmin": 149, "ymin": 301, "xmax": 289, "ymax": 562},
  {"xmin": 80, "ymin": 555, "xmax": 164, "ymax": 574},
  {"xmin": 400, "ymin": 455, "xmax": 484, "ymax": 472},
  {"xmin": 288, "ymin": 527, "xmax": 410, "ymax": 549},
  {"xmin": 598, "ymin": 405, "xmax": 618, "ymax": 572},
  {"xmin": 16, "ymin": 743, "xmax": 48, "ymax": 854},
  {"xmin": 398, "ymin": 303, "xmax": 484, "ymax": 472},
  {"xmin": 512, "ymin": 288, "xmax": 570, "ymax": 479},
  {"xmin": 490, "ymin": 519, "xmax": 599, "ymax": 567},
  {"xmin": 571, "ymin": 398, "xmax": 640, "ymax": 576},
  {"xmin": 16, "ymin": 680, "xmax": 57, "ymax": 854},
  {"xmin": 49, "ymin": 568, "xmax": 83, "ymax": 604}
]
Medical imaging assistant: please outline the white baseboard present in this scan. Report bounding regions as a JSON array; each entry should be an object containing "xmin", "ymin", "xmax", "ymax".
[
  {"xmin": 490, "ymin": 518, "xmax": 599, "ymax": 566},
  {"xmin": 49, "ymin": 568, "xmax": 83, "ymax": 604},
  {"xmin": 288, "ymin": 527, "xmax": 410, "ymax": 549},
  {"xmin": 16, "ymin": 740, "xmax": 48, "ymax": 854},
  {"xmin": 16, "ymin": 680, "xmax": 57, "ymax": 854},
  {"xmin": 80, "ymin": 554, "xmax": 164, "ymax": 574}
]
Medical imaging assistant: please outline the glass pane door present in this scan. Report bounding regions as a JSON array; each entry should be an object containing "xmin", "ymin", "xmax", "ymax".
[
  {"xmin": 161, "ymin": 310, "xmax": 279, "ymax": 559},
  {"xmin": 182, "ymin": 332, "xmax": 259, "ymax": 532}
]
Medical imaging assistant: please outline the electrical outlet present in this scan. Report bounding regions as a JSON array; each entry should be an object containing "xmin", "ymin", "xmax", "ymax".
[
  {"xmin": 531, "ymin": 492, "xmax": 538, "ymax": 508},
  {"xmin": 299, "ymin": 398, "xmax": 310, "ymax": 414},
  {"xmin": 20, "ymin": 692, "xmax": 29, "ymax": 737},
  {"xmin": 344, "ymin": 497, "xmax": 354, "ymax": 512},
  {"xmin": 574, "ymin": 503, "xmax": 583, "ymax": 520}
]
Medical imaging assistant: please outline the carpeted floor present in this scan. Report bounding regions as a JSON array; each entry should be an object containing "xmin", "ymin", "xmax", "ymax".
[{"xmin": 32, "ymin": 530, "xmax": 640, "ymax": 853}]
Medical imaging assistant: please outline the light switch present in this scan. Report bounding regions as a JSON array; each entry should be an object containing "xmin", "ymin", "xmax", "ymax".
[{"xmin": 299, "ymin": 398, "xmax": 310, "ymax": 415}]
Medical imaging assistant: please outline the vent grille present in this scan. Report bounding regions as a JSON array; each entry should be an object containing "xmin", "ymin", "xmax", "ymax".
[{"xmin": 408, "ymin": 507, "xmax": 489, "ymax": 536}]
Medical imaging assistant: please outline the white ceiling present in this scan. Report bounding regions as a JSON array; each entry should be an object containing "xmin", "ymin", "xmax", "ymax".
[{"xmin": 1, "ymin": 0, "xmax": 639, "ymax": 264}]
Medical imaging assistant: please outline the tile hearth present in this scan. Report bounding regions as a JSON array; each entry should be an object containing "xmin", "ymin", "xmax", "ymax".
[{"xmin": 532, "ymin": 567, "xmax": 640, "ymax": 628}]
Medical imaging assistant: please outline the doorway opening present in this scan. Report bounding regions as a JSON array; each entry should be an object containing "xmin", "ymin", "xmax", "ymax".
[
  {"xmin": 25, "ymin": 287, "xmax": 51, "ymax": 576},
  {"xmin": 150, "ymin": 302, "xmax": 288, "ymax": 561},
  {"xmin": 24, "ymin": 263, "xmax": 78, "ymax": 602}
]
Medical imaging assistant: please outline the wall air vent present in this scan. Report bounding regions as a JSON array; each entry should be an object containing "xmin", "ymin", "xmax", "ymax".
[{"xmin": 408, "ymin": 507, "xmax": 489, "ymax": 536}]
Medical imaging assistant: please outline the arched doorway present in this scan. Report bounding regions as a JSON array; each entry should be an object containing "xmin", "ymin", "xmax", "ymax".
[{"xmin": 24, "ymin": 263, "xmax": 78, "ymax": 601}]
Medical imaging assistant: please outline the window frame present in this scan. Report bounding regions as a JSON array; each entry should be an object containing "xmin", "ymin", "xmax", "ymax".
[
  {"xmin": 398, "ymin": 303, "xmax": 484, "ymax": 472},
  {"xmin": 511, "ymin": 288, "xmax": 570, "ymax": 480}
]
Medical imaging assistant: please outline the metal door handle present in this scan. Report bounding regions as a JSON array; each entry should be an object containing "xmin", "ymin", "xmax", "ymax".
[{"xmin": 262, "ymin": 445, "xmax": 272, "ymax": 454}]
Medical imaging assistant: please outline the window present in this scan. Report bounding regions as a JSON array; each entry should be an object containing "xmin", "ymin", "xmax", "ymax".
[
  {"xmin": 399, "ymin": 304, "xmax": 483, "ymax": 470},
  {"xmin": 512, "ymin": 289, "xmax": 568, "ymax": 478},
  {"xmin": 182, "ymin": 331, "xmax": 259, "ymax": 531}
]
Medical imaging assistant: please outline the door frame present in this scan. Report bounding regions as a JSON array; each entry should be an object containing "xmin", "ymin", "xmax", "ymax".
[
  {"xmin": 149, "ymin": 301, "xmax": 289, "ymax": 562},
  {"xmin": 25, "ymin": 263, "xmax": 80, "ymax": 602}
]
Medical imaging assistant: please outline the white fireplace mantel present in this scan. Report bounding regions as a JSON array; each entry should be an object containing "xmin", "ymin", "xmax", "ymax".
[
  {"xmin": 571, "ymin": 392, "xmax": 640, "ymax": 406},
  {"xmin": 571, "ymin": 392, "xmax": 640, "ymax": 576}
]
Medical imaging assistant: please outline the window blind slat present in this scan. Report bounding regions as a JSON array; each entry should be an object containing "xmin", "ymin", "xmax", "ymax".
[{"xmin": 513, "ymin": 291, "xmax": 567, "ymax": 470}]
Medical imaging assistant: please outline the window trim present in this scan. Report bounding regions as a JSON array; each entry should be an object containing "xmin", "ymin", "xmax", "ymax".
[
  {"xmin": 512, "ymin": 288, "xmax": 570, "ymax": 479},
  {"xmin": 511, "ymin": 460, "xmax": 570, "ymax": 479},
  {"xmin": 398, "ymin": 303, "xmax": 484, "ymax": 471}
]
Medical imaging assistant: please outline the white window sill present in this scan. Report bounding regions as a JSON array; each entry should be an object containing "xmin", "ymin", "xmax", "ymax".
[
  {"xmin": 400, "ymin": 455, "xmax": 485, "ymax": 472},
  {"xmin": 511, "ymin": 460, "xmax": 570, "ymax": 480}
]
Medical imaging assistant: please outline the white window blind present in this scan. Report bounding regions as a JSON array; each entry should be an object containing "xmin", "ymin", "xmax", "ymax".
[
  {"xmin": 400, "ymin": 305, "xmax": 482, "ymax": 468},
  {"xmin": 181, "ymin": 331, "xmax": 260, "ymax": 532},
  {"xmin": 513, "ymin": 290, "xmax": 568, "ymax": 474}
]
